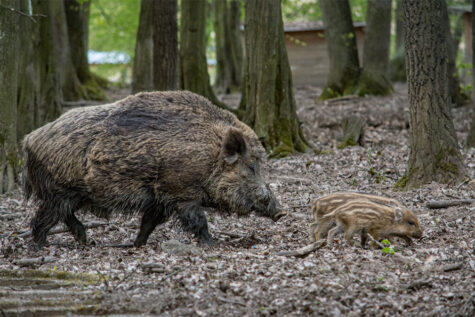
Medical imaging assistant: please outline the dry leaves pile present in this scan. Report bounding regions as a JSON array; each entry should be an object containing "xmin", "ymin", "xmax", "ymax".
[{"xmin": 0, "ymin": 84, "xmax": 474, "ymax": 316}]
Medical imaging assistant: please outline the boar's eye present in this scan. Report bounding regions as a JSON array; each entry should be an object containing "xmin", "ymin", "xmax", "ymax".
[
  {"xmin": 247, "ymin": 164, "xmax": 256, "ymax": 175},
  {"xmin": 408, "ymin": 221, "xmax": 415, "ymax": 226}
]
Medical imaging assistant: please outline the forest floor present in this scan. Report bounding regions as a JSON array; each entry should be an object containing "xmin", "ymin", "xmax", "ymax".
[{"xmin": 0, "ymin": 84, "xmax": 474, "ymax": 316}]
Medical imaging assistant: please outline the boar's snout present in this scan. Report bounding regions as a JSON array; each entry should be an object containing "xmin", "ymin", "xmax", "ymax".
[
  {"xmin": 412, "ymin": 230, "xmax": 423, "ymax": 239},
  {"xmin": 254, "ymin": 185, "xmax": 285, "ymax": 222}
]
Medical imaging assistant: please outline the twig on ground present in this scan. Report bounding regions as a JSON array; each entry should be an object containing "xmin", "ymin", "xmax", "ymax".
[
  {"xmin": 276, "ymin": 239, "xmax": 325, "ymax": 257},
  {"xmin": 105, "ymin": 242, "xmax": 134, "ymax": 248},
  {"xmin": 216, "ymin": 231, "xmax": 244, "ymax": 239},
  {"xmin": 439, "ymin": 262, "xmax": 463, "ymax": 272},
  {"xmin": 406, "ymin": 278, "xmax": 432, "ymax": 290},
  {"xmin": 366, "ymin": 233, "xmax": 385, "ymax": 249},
  {"xmin": 426, "ymin": 199, "xmax": 475, "ymax": 209},
  {"xmin": 17, "ymin": 221, "xmax": 107, "ymax": 238},
  {"xmin": 217, "ymin": 296, "xmax": 246, "ymax": 307},
  {"xmin": 14, "ymin": 256, "xmax": 57, "ymax": 267}
]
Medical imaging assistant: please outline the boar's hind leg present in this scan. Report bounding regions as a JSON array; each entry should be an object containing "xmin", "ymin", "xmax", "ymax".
[
  {"xmin": 31, "ymin": 203, "xmax": 60, "ymax": 249},
  {"xmin": 134, "ymin": 206, "xmax": 168, "ymax": 247},
  {"xmin": 178, "ymin": 203, "xmax": 213, "ymax": 245},
  {"xmin": 64, "ymin": 213, "xmax": 87, "ymax": 244}
]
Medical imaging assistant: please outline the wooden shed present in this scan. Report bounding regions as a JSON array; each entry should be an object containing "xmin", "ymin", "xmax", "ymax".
[{"xmin": 283, "ymin": 21, "xmax": 366, "ymax": 87}]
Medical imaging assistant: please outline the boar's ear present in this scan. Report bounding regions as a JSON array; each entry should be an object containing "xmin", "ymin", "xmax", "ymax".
[
  {"xmin": 394, "ymin": 207, "xmax": 403, "ymax": 222},
  {"xmin": 222, "ymin": 127, "xmax": 247, "ymax": 164}
]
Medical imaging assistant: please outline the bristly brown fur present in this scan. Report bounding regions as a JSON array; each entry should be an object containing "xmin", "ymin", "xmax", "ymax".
[
  {"xmin": 23, "ymin": 91, "xmax": 282, "ymax": 248},
  {"xmin": 323, "ymin": 200, "xmax": 423, "ymax": 248},
  {"xmin": 308, "ymin": 192, "xmax": 404, "ymax": 242}
]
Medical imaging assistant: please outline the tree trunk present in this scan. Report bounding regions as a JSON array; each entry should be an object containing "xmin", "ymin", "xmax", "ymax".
[
  {"xmin": 50, "ymin": 0, "xmax": 87, "ymax": 101},
  {"xmin": 35, "ymin": 0, "xmax": 63, "ymax": 125},
  {"xmin": 318, "ymin": 0, "xmax": 360, "ymax": 100},
  {"xmin": 241, "ymin": 0, "xmax": 308, "ymax": 157},
  {"xmin": 390, "ymin": 0, "xmax": 406, "ymax": 82},
  {"xmin": 467, "ymin": 0, "xmax": 475, "ymax": 148},
  {"xmin": 64, "ymin": 0, "xmax": 105, "ymax": 100},
  {"xmin": 444, "ymin": 10, "xmax": 468, "ymax": 107},
  {"xmin": 17, "ymin": 0, "xmax": 40, "ymax": 142},
  {"xmin": 213, "ymin": 0, "xmax": 232, "ymax": 94},
  {"xmin": 132, "ymin": 0, "xmax": 154, "ymax": 93},
  {"xmin": 153, "ymin": 0, "xmax": 178, "ymax": 91},
  {"xmin": 358, "ymin": 0, "xmax": 392, "ymax": 96},
  {"xmin": 229, "ymin": 0, "xmax": 243, "ymax": 90},
  {"xmin": 399, "ymin": 0, "xmax": 466, "ymax": 188},
  {"xmin": 0, "ymin": 0, "xmax": 20, "ymax": 193},
  {"xmin": 179, "ymin": 0, "xmax": 227, "ymax": 109}
]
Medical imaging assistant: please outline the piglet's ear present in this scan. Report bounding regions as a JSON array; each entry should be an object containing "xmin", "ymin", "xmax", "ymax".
[
  {"xmin": 222, "ymin": 127, "xmax": 247, "ymax": 164},
  {"xmin": 394, "ymin": 207, "xmax": 403, "ymax": 222}
]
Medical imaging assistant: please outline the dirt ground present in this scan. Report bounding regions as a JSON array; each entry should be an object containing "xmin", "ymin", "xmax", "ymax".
[{"xmin": 1, "ymin": 84, "xmax": 474, "ymax": 316}]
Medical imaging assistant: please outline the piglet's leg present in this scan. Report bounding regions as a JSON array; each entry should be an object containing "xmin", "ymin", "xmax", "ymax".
[
  {"xmin": 326, "ymin": 225, "xmax": 342, "ymax": 246},
  {"xmin": 177, "ymin": 202, "xmax": 214, "ymax": 245}
]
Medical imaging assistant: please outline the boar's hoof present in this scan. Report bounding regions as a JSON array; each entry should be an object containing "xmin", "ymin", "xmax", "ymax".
[{"xmin": 272, "ymin": 211, "xmax": 286, "ymax": 222}]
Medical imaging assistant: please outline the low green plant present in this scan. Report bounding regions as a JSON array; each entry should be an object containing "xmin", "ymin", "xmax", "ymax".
[{"xmin": 381, "ymin": 239, "xmax": 395, "ymax": 255}]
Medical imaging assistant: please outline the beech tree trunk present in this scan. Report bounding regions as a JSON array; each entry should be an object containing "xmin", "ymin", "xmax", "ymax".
[
  {"xmin": 213, "ymin": 0, "xmax": 242, "ymax": 94},
  {"xmin": 0, "ymin": 0, "xmax": 20, "ymax": 193},
  {"xmin": 153, "ymin": 0, "xmax": 178, "ymax": 91},
  {"xmin": 241, "ymin": 0, "xmax": 307, "ymax": 157},
  {"xmin": 390, "ymin": 0, "xmax": 406, "ymax": 82},
  {"xmin": 35, "ymin": 0, "xmax": 62, "ymax": 124},
  {"xmin": 467, "ymin": 0, "xmax": 475, "ymax": 148},
  {"xmin": 229, "ymin": 0, "xmax": 243, "ymax": 90},
  {"xmin": 17, "ymin": 0, "xmax": 39, "ymax": 141},
  {"xmin": 49, "ymin": 0, "xmax": 86, "ymax": 101},
  {"xmin": 358, "ymin": 0, "xmax": 392, "ymax": 96},
  {"xmin": 319, "ymin": 0, "xmax": 360, "ymax": 100},
  {"xmin": 399, "ymin": 0, "xmax": 466, "ymax": 188},
  {"xmin": 132, "ymin": 0, "xmax": 154, "ymax": 93},
  {"xmin": 64, "ymin": 0, "xmax": 105, "ymax": 100},
  {"xmin": 179, "ymin": 0, "xmax": 226, "ymax": 109}
]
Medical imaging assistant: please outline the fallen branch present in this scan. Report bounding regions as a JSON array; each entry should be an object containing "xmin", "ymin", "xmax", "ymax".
[
  {"xmin": 439, "ymin": 262, "xmax": 463, "ymax": 272},
  {"xmin": 276, "ymin": 239, "xmax": 326, "ymax": 257},
  {"xmin": 217, "ymin": 296, "xmax": 246, "ymax": 307},
  {"xmin": 366, "ymin": 233, "xmax": 385, "ymax": 249},
  {"xmin": 106, "ymin": 242, "xmax": 134, "ymax": 248},
  {"xmin": 14, "ymin": 256, "xmax": 57, "ymax": 267},
  {"xmin": 406, "ymin": 278, "xmax": 432, "ymax": 290},
  {"xmin": 17, "ymin": 221, "xmax": 108, "ymax": 238},
  {"xmin": 426, "ymin": 199, "xmax": 475, "ymax": 209},
  {"xmin": 216, "ymin": 231, "xmax": 244, "ymax": 239}
]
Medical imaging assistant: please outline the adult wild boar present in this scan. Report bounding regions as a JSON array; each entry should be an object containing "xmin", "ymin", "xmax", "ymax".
[{"xmin": 23, "ymin": 91, "xmax": 285, "ymax": 249}]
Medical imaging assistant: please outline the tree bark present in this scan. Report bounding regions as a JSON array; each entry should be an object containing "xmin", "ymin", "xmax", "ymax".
[
  {"xmin": 0, "ymin": 0, "xmax": 20, "ymax": 193},
  {"xmin": 318, "ymin": 0, "xmax": 360, "ymax": 100},
  {"xmin": 399, "ymin": 0, "xmax": 466, "ymax": 188},
  {"xmin": 153, "ymin": 0, "xmax": 178, "ymax": 91},
  {"xmin": 64, "ymin": 0, "xmax": 105, "ymax": 100},
  {"xmin": 213, "ymin": 0, "xmax": 232, "ymax": 95},
  {"xmin": 49, "ymin": 0, "xmax": 87, "ymax": 101},
  {"xmin": 241, "ymin": 0, "xmax": 308, "ymax": 157},
  {"xmin": 179, "ymin": 0, "xmax": 227, "ymax": 109},
  {"xmin": 213, "ymin": 0, "xmax": 242, "ymax": 95},
  {"xmin": 35, "ymin": 0, "xmax": 63, "ymax": 125},
  {"xmin": 467, "ymin": 0, "xmax": 475, "ymax": 148},
  {"xmin": 229, "ymin": 0, "xmax": 243, "ymax": 90},
  {"xmin": 358, "ymin": 0, "xmax": 392, "ymax": 96},
  {"xmin": 132, "ymin": 0, "xmax": 154, "ymax": 93},
  {"xmin": 443, "ymin": 4, "xmax": 467, "ymax": 107},
  {"xmin": 390, "ymin": 0, "xmax": 406, "ymax": 82},
  {"xmin": 17, "ymin": 0, "xmax": 39, "ymax": 142}
]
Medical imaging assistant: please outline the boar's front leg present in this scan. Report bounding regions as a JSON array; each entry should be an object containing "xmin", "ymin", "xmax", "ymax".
[
  {"xmin": 134, "ymin": 205, "xmax": 169, "ymax": 247},
  {"xmin": 177, "ymin": 202, "xmax": 213, "ymax": 245}
]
